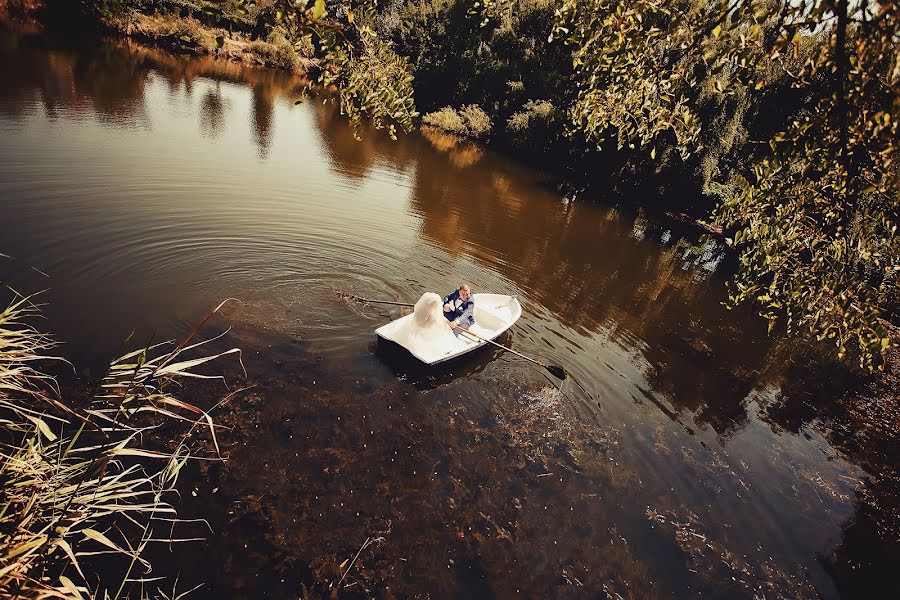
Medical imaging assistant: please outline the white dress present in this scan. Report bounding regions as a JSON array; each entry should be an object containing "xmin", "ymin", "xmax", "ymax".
[{"xmin": 391, "ymin": 292, "xmax": 463, "ymax": 358}]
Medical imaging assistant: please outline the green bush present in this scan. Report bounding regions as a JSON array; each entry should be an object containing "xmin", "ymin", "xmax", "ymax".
[
  {"xmin": 507, "ymin": 99, "xmax": 554, "ymax": 132},
  {"xmin": 423, "ymin": 104, "xmax": 492, "ymax": 139},
  {"xmin": 245, "ymin": 30, "xmax": 307, "ymax": 71},
  {"xmin": 506, "ymin": 99, "xmax": 556, "ymax": 153}
]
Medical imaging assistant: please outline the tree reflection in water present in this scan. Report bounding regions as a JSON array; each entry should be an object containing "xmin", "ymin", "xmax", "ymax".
[
  {"xmin": 200, "ymin": 81, "xmax": 228, "ymax": 139},
  {"xmin": 250, "ymin": 82, "xmax": 275, "ymax": 159}
]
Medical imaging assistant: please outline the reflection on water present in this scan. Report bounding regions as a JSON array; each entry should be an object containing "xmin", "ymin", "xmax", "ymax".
[
  {"xmin": 0, "ymin": 25, "xmax": 895, "ymax": 598},
  {"xmin": 199, "ymin": 82, "xmax": 228, "ymax": 139}
]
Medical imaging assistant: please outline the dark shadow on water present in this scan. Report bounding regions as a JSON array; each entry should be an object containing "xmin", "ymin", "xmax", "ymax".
[{"xmin": 374, "ymin": 335, "xmax": 506, "ymax": 391}]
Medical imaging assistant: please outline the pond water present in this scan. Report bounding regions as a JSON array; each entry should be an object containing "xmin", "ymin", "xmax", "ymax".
[{"xmin": 0, "ymin": 25, "xmax": 893, "ymax": 598}]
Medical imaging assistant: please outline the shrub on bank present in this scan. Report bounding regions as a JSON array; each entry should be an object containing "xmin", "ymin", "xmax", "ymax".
[
  {"xmin": 507, "ymin": 99, "xmax": 554, "ymax": 132},
  {"xmin": 247, "ymin": 35, "xmax": 293, "ymax": 70},
  {"xmin": 168, "ymin": 15, "xmax": 215, "ymax": 51},
  {"xmin": 132, "ymin": 13, "xmax": 216, "ymax": 54},
  {"xmin": 245, "ymin": 29, "xmax": 312, "ymax": 71},
  {"xmin": 423, "ymin": 106, "xmax": 466, "ymax": 135},
  {"xmin": 506, "ymin": 99, "xmax": 557, "ymax": 153},
  {"xmin": 423, "ymin": 104, "xmax": 492, "ymax": 139}
]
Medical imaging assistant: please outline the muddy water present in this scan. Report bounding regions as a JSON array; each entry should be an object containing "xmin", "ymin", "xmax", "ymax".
[{"xmin": 0, "ymin": 26, "xmax": 894, "ymax": 598}]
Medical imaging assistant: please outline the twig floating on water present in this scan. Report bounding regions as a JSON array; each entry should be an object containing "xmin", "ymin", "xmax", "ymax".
[{"xmin": 336, "ymin": 536, "xmax": 374, "ymax": 589}]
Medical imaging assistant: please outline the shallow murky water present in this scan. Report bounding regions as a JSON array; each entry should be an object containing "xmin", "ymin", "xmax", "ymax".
[{"xmin": 0, "ymin": 25, "xmax": 894, "ymax": 598}]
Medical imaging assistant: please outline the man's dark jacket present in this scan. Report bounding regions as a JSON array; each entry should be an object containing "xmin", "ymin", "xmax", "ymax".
[{"xmin": 442, "ymin": 289, "xmax": 474, "ymax": 327}]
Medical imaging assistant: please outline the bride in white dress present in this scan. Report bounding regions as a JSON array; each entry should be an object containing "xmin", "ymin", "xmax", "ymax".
[{"xmin": 391, "ymin": 292, "xmax": 462, "ymax": 359}]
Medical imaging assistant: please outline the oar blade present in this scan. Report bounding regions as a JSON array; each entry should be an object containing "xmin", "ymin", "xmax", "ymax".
[{"xmin": 545, "ymin": 365, "xmax": 567, "ymax": 380}]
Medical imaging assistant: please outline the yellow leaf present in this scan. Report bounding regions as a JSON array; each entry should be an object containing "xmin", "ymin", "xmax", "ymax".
[
  {"xmin": 5, "ymin": 534, "xmax": 47, "ymax": 560},
  {"xmin": 25, "ymin": 414, "xmax": 57, "ymax": 442},
  {"xmin": 112, "ymin": 448, "xmax": 171, "ymax": 459},
  {"xmin": 56, "ymin": 539, "xmax": 86, "ymax": 580},
  {"xmin": 82, "ymin": 529, "xmax": 127, "ymax": 555},
  {"xmin": 59, "ymin": 575, "xmax": 85, "ymax": 599},
  {"xmin": 313, "ymin": 0, "xmax": 325, "ymax": 19}
]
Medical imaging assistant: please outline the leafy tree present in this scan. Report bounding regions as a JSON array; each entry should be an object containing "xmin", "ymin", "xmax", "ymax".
[
  {"xmin": 552, "ymin": 0, "xmax": 705, "ymax": 158},
  {"xmin": 551, "ymin": 0, "xmax": 898, "ymax": 369},
  {"xmin": 715, "ymin": 0, "xmax": 898, "ymax": 371},
  {"xmin": 380, "ymin": 0, "xmax": 566, "ymax": 119},
  {"xmin": 222, "ymin": 0, "xmax": 418, "ymax": 138}
]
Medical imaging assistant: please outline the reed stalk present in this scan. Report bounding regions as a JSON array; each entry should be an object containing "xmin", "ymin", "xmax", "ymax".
[{"xmin": 0, "ymin": 290, "xmax": 242, "ymax": 599}]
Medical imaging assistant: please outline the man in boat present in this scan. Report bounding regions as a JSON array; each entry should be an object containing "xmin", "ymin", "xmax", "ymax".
[{"xmin": 442, "ymin": 284, "xmax": 474, "ymax": 334}]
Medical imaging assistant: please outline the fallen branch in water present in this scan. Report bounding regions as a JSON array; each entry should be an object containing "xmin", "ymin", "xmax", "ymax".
[
  {"xmin": 665, "ymin": 212, "xmax": 723, "ymax": 236},
  {"xmin": 335, "ymin": 535, "xmax": 385, "ymax": 589},
  {"xmin": 335, "ymin": 290, "xmax": 413, "ymax": 307}
]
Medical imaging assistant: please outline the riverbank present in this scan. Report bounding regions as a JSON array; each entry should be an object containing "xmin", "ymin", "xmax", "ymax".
[
  {"xmin": 127, "ymin": 11, "xmax": 318, "ymax": 73},
  {"xmin": 0, "ymin": 0, "xmax": 317, "ymax": 73}
]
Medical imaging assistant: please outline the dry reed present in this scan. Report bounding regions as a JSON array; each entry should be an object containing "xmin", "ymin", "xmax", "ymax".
[{"xmin": 0, "ymin": 292, "xmax": 242, "ymax": 599}]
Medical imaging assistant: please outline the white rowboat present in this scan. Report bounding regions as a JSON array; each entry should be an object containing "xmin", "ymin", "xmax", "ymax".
[{"xmin": 375, "ymin": 293, "xmax": 522, "ymax": 365}]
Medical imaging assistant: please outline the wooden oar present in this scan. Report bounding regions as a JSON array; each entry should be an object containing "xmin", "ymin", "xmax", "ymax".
[
  {"xmin": 339, "ymin": 293, "xmax": 413, "ymax": 307},
  {"xmin": 450, "ymin": 323, "xmax": 567, "ymax": 380}
]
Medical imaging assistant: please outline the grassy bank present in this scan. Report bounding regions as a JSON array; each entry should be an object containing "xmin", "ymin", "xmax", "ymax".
[
  {"xmin": 125, "ymin": 11, "xmax": 316, "ymax": 72},
  {"xmin": 0, "ymin": 0, "xmax": 316, "ymax": 73}
]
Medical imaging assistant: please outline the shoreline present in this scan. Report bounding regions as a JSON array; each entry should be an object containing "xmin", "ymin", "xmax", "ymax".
[
  {"xmin": 123, "ymin": 11, "xmax": 319, "ymax": 74},
  {"xmin": 0, "ymin": 0, "xmax": 717, "ymax": 219},
  {"xmin": 0, "ymin": 1, "xmax": 319, "ymax": 74}
]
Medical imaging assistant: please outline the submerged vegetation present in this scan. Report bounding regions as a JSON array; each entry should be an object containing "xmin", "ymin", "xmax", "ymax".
[{"xmin": 0, "ymin": 289, "xmax": 242, "ymax": 598}]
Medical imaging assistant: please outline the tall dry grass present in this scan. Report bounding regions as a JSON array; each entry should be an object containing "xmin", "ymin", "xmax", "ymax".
[{"xmin": 0, "ymin": 293, "xmax": 243, "ymax": 599}]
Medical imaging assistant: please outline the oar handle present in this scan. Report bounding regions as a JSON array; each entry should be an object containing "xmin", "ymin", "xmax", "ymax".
[
  {"xmin": 343, "ymin": 294, "xmax": 414, "ymax": 307},
  {"xmin": 449, "ymin": 324, "xmax": 543, "ymax": 368}
]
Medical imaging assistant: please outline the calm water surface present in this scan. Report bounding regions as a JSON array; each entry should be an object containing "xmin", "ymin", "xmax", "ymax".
[{"xmin": 0, "ymin": 26, "xmax": 892, "ymax": 598}]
